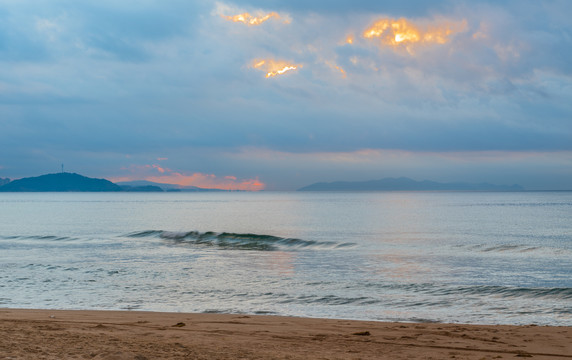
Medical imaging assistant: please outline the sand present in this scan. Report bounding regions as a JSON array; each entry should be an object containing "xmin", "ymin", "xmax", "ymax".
[{"xmin": 1, "ymin": 309, "xmax": 570, "ymax": 359}]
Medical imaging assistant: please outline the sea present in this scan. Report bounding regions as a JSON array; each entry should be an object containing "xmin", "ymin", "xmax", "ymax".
[{"xmin": 0, "ymin": 191, "xmax": 570, "ymax": 326}]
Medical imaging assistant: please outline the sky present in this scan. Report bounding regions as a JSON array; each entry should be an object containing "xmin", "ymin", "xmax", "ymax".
[{"xmin": 1, "ymin": 0, "xmax": 571, "ymax": 190}]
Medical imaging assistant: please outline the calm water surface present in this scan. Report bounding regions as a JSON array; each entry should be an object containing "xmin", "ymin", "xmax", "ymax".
[{"xmin": 0, "ymin": 191, "xmax": 570, "ymax": 325}]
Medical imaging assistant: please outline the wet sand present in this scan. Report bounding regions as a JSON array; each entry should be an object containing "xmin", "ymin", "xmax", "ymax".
[{"xmin": 1, "ymin": 309, "xmax": 571, "ymax": 359}]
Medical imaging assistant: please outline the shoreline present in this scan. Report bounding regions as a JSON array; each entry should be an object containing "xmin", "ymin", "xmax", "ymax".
[{"xmin": 1, "ymin": 308, "xmax": 570, "ymax": 359}]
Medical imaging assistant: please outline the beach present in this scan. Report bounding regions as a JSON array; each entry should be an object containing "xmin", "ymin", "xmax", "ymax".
[{"xmin": 1, "ymin": 309, "xmax": 571, "ymax": 359}]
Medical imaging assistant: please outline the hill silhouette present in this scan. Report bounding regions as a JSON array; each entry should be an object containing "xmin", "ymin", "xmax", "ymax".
[
  {"xmin": 297, "ymin": 177, "xmax": 524, "ymax": 192},
  {"xmin": 0, "ymin": 173, "xmax": 122, "ymax": 192},
  {"xmin": 119, "ymin": 185, "xmax": 164, "ymax": 192},
  {"xmin": 116, "ymin": 180, "xmax": 227, "ymax": 192}
]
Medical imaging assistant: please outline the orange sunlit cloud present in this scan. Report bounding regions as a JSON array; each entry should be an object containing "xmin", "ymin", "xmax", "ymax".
[
  {"xmin": 146, "ymin": 173, "xmax": 265, "ymax": 191},
  {"xmin": 221, "ymin": 11, "xmax": 286, "ymax": 26},
  {"xmin": 111, "ymin": 164, "xmax": 265, "ymax": 191},
  {"xmin": 325, "ymin": 61, "xmax": 347, "ymax": 78},
  {"xmin": 150, "ymin": 164, "xmax": 166, "ymax": 173},
  {"xmin": 251, "ymin": 59, "xmax": 301, "ymax": 78},
  {"xmin": 362, "ymin": 17, "xmax": 467, "ymax": 48}
]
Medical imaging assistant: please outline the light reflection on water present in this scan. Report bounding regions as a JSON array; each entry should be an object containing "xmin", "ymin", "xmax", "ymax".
[{"xmin": 0, "ymin": 191, "xmax": 571, "ymax": 325}]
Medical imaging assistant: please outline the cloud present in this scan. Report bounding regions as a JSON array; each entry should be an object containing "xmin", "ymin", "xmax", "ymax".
[
  {"xmin": 233, "ymin": 0, "xmax": 453, "ymax": 16},
  {"xmin": 145, "ymin": 172, "xmax": 265, "ymax": 191},
  {"xmin": 0, "ymin": 1, "xmax": 206, "ymax": 63},
  {"xmin": 215, "ymin": 2, "xmax": 292, "ymax": 25},
  {"xmin": 221, "ymin": 12, "xmax": 285, "ymax": 26},
  {"xmin": 113, "ymin": 163, "xmax": 265, "ymax": 191},
  {"xmin": 1, "ymin": 1, "xmax": 572, "ymax": 190},
  {"xmin": 360, "ymin": 17, "xmax": 467, "ymax": 51},
  {"xmin": 251, "ymin": 59, "xmax": 302, "ymax": 77},
  {"xmin": 152, "ymin": 164, "xmax": 166, "ymax": 173}
]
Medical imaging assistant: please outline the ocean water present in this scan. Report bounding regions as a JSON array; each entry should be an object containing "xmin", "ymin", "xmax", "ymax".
[{"xmin": 0, "ymin": 191, "xmax": 570, "ymax": 326}]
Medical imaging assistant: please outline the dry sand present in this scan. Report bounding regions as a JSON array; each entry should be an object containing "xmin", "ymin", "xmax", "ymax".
[{"xmin": 1, "ymin": 309, "xmax": 570, "ymax": 359}]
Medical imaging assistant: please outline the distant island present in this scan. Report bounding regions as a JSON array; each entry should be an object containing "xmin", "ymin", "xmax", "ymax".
[
  {"xmin": 0, "ymin": 173, "xmax": 124, "ymax": 192},
  {"xmin": 0, "ymin": 173, "xmax": 232, "ymax": 192},
  {"xmin": 297, "ymin": 177, "xmax": 524, "ymax": 192}
]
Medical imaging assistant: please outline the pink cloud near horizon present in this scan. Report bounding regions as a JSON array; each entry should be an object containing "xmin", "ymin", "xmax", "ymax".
[{"xmin": 110, "ymin": 164, "xmax": 265, "ymax": 191}]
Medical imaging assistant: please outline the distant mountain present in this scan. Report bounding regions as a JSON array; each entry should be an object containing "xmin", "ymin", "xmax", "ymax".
[
  {"xmin": 0, "ymin": 178, "xmax": 10, "ymax": 186},
  {"xmin": 297, "ymin": 177, "xmax": 524, "ymax": 192},
  {"xmin": 119, "ymin": 185, "xmax": 164, "ymax": 192},
  {"xmin": 116, "ymin": 180, "xmax": 227, "ymax": 192},
  {"xmin": 0, "ymin": 173, "xmax": 122, "ymax": 192}
]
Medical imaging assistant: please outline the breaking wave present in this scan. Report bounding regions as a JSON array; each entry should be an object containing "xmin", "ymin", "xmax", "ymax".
[
  {"xmin": 349, "ymin": 282, "xmax": 572, "ymax": 301},
  {"xmin": 125, "ymin": 230, "xmax": 356, "ymax": 251},
  {"xmin": 424, "ymin": 284, "xmax": 572, "ymax": 300},
  {"xmin": 454, "ymin": 243, "xmax": 572, "ymax": 256}
]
